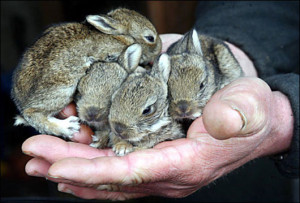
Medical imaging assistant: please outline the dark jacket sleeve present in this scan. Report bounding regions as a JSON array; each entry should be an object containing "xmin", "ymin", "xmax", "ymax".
[{"xmin": 194, "ymin": 1, "xmax": 299, "ymax": 178}]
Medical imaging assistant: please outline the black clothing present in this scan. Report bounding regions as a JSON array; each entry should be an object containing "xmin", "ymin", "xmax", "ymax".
[{"xmin": 194, "ymin": 1, "xmax": 299, "ymax": 179}]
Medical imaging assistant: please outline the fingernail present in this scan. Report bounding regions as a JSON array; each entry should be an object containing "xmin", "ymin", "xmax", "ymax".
[
  {"xmin": 58, "ymin": 184, "xmax": 74, "ymax": 195},
  {"xmin": 47, "ymin": 173, "xmax": 75, "ymax": 184},
  {"xmin": 220, "ymin": 97, "xmax": 247, "ymax": 132},
  {"xmin": 60, "ymin": 111, "xmax": 67, "ymax": 118},
  {"xmin": 97, "ymin": 185, "xmax": 111, "ymax": 191},
  {"xmin": 22, "ymin": 150, "xmax": 35, "ymax": 157},
  {"xmin": 29, "ymin": 170, "xmax": 44, "ymax": 177},
  {"xmin": 47, "ymin": 173, "xmax": 64, "ymax": 179},
  {"xmin": 96, "ymin": 184, "xmax": 120, "ymax": 192},
  {"xmin": 231, "ymin": 105, "xmax": 247, "ymax": 131}
]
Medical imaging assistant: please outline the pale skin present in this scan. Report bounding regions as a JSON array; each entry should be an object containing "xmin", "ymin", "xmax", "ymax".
[{"xmin": 21, "ymin": 34, "xmax": 294, "ymax": 200}]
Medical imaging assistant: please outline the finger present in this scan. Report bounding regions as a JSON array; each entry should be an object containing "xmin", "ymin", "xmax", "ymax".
[
  {"xmin": 159, "ymin": 34, "xmax": 183, "ymax": 53},
  {"xmin": 94, "ymin": 181, "xmax": 198, "ymax": 198},
  {"xmin": 25, "ymin": 157, "xmax": 51, "ymax": 177},
  {"xmin": 47, "ymin": 140, "xmax": 197, "ymax": 186},
  {"xmin": 72, "ymin": 124, "xmax": 93, "ymax": 144},
  {"xmin": 56, "ymin": 103, "xmax": 93, "ymax": 144},
  {"xmin": 22, "ymin": 135, "xmax": 114, "ymax": 163},
  {"xmin": 154, "ymin": 136, "xmax": 188, "ymax": 149},
  {"xmin": 58, "ymin": 182, "xmax": 193, "ymax": 199},
  {"xmin": 57, "ymin": 183, "xmax": 147, "ymax": 201},
  {"xmin": 46, "ymin": 166, "xmax": 196, "ymax": 198},
  {"xmin": 57, "ymin": 102, "xmax": 77, "ymax": 118},
  {"xmin": 47, "ymin": 155, "xmax": 158, "ymax": 185},
  {"xmin": 186, "ymin": 117, "xmax": 217, "ymax": 143},
  {"xmin": 203, "ymin": 77, "xmax": 272, "ymax": 139},
  {"xmin": 186, "ymin": 117, "xmax": 208, "ymax": 136}
]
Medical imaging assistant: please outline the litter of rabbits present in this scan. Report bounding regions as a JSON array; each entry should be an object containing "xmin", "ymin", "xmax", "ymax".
[{"xmin": 11, "ymin": 8, "xmax": 243, "ymax": 156}]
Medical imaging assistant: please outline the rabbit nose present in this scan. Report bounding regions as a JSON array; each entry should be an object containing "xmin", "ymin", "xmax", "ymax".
[
  {"xmin": 177, "ymin": 100, "xmax": 189, "ymax": 114},
  {"xmin": 176, "ymin": 100, "xmax": 193, "ymax": 118},
  {"xmin": 85, "ymin": 107, "xmax": 100, "ymax": 121},
  {"xmin": 112, "ymin": 122, "xmax": 127, "ymax": 136}
]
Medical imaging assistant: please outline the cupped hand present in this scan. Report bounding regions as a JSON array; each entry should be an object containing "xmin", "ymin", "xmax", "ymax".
[
  {"xmin": 21, "ymin": 34, "xmax": 294, "ymax": 200},
  {"xmin": 22, "ymin": 76, "xmax": 293, "ymax": 200}
]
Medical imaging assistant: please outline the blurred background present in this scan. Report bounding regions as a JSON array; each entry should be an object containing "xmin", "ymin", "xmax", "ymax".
[{"xmin": 1, "ymin": 1, "xmax": 298, "ymax": 202}]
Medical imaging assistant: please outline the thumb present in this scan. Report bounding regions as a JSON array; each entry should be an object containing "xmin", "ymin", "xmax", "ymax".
[{"xmin": 202, "ymin": 77, "xmax": 272, "ymax": 139}]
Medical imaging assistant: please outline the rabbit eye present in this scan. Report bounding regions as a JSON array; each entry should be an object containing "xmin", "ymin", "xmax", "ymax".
[
  {"xmin": 200, "ymin": 82, "xmax": 204, "ymax": 89},
  {"xmin": 144, "ymin": 35, "xmax": 155, "ymax": 43},
  {"xmin": 106, "ymin": 54, "xmax": 118, "ymax": 62},
  {"xmin": 142, "ymin": 105, "xmax": 155, "ymax": 116}
]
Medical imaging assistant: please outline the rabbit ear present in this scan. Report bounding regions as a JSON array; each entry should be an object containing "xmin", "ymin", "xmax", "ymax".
[
  {"xmin": 152, "ymin": 53, "xmax": 170, "ymax": 83},
  {"xmin": 166, "ymin": 34, "xmax": 188, "ymax": 55},
  {"xmin": 187, "ymin": 29, "xmax": 203, "ymax": 55},
  {"xmin": 119, "ymin": 44, "xmax": 142, "ymax": 73},
  {"xmin": 86, "ymin": 15, "xmax": 125, "ymax": 34},
  {"xmin": 213, "ymin": 43, "xmax": 242, "ymax": 84},
  {"xmin": 167, "ymin": 29, "xmax": 203, "ymax": 56}
]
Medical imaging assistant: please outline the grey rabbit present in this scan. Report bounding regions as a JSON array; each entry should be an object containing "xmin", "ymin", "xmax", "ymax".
[
  {"xmin": 167, "ymin": 29, "xmax": 243, "ymax": 121},
  {"xmin": 108, "ymin": 53, "xmax": 185, "ymax": 156},
  {"xmin": 11, "ymin": 8, "xmax": 161, "ymax": 139},
  {"xmin": 86, "ymin": 8, "xmax": 162, "ymax": 64},
  {"xmin": 76, "ymin": 44, "xmax": 143, "ymax": 148},
  {"xmin": 13, "ymin": 43, "xmax": 142, "ymax": 141}
]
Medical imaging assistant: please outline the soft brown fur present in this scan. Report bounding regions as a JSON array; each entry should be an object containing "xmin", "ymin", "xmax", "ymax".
[
  {"xmin": 167, "ymin": 29, "xmax": 243, "ymax": 120},
  {"xmin": 76, "ymin": 44, "xmax": 143, "ymax": 148},
  {"xmin": 87, "ymin": 8, "xmax": 162, "ymax": 64},
  {"xmin": 11, "ymin": 8, "xmax": 161, "ymax": 139},
  {"xmin": 108, "ymin": 54, "xmax": 185, "ymax": 156}
]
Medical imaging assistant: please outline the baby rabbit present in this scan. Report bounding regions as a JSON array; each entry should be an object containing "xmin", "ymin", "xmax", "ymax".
[
  {"xmin": 108, "ymin": 54, "xmax": 185, "ymax": 156},
  {"xmin": 76, "ymin": 44, "xmax": 143, "ymax": 148},
  {"xmin": 12, "ymin": 43, "xmax": 142, "ymax": 140},
  {"xmin": 11, "ymin": 8, "xmax": 161, "ymax": 139},
  {"xmin": 86, "ymin": 8, "xmax": 162, "ymax": 64},
  {"xmin": 167, "ymin": 29, "xmax": 243, "ymax": 121}
]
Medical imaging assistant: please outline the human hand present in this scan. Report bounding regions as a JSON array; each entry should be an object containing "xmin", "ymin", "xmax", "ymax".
[
  {"xmin": 22, "ymin": 76, "xmax": 293, "ymax": 200},
  {"xmin": 21, "ymin": 34, "xmax": 294, "ymax": 200},
  {"xmin": 55, "ymin": 102, "xmax": 93, "ymax": 144},
  {"xmin": 159, "ymin": 33, "xmax": 183, "ymax": 53}
]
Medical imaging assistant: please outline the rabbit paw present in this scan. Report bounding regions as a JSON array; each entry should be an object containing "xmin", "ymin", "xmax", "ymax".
[
  {"xmin": 89, "ymin": 134, "xmax": 108, "ymax": 149},
  {"xmin": 112, "ymin": 141, "xmax": 134, "ymax": 156},
  {"xmin": 48, "ymin": 116, "xmax": 80, "ymax": 139},
  {"xmin": 90, "ymin": 135, "xmax": 101, "ymax": 148},
  {"xmin": 61, "ymin": 116, "xmax": 81, "ymax": 138},
  {"xmin": 83, "ymin": 56, "xmax": 96, "ymax": 67}
]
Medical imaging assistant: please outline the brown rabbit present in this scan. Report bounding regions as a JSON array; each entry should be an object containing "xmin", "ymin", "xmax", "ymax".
[
  {"xmin": 167, "ymin": 29, "xmax": 243, "ymax": 121},
  {"xmin": 108, "ymin": 54, "xmax": 185, "ymax": 156},
  {"xmin": 86, "ymin": 8, "xmax": 162, "ymax": 64},
  {"xmin": 11, "ymin": 8, "xmax": 161, "ymax": 139},
  {"xmin": 76, "ymin": 44, "xmax": 143, "ymax": 148}
]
